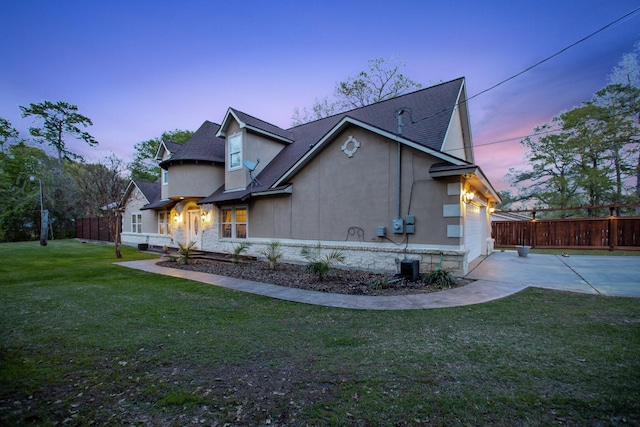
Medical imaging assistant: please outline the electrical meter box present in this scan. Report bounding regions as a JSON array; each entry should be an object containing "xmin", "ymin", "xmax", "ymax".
[
  {"xmin": 404, "ymin": 215, "xmax": 416, "ymax": 234},
  {"xmin": 392, "ymin": 218, "xmax": 404, "ymax": 234}
]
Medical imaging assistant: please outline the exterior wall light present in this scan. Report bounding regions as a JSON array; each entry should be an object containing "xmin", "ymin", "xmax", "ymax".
[
  {"xmin": 173, "ymin": 213, "xmax": 182, "ymax": 224},
  {"xmin": 462, "ymin": 189, "xmax": 475, "ymax": 204},
  {"xmin": 201, "ymin": 211, "xmax": 211, "ymax": 223}
]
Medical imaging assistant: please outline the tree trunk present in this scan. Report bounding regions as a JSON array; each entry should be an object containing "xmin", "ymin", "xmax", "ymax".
[{"xmin": 40, "ymin": 209, "xmax": 49, "ymax": 246}]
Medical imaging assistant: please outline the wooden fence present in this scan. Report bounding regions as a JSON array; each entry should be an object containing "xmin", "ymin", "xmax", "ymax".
[
  {"xmin": 75, "ymin": 217, "xmax": 120, "ymax": 243},
  {"xmin": 492, "ymin": 217, "xmax": 640, "ymax": 250}
]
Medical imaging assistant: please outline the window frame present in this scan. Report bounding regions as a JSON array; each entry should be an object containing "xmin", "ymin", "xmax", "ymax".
[
  {"xmin": 227, "ymin": 132, "xmax": 243, "ymax": 171},
  {"xmin": 162, "ymin": 169, "xmax": 168, "ymax": 185},
  {"xmin": 131, "ymin": 213, "xmax": 142, "ymax": 233},
  {"xmin": 158, "ymin": 211, "xmax": 170, "ymax": 235},
  {"xmin": 220, "ymin": 206, "xmax": 248, "ymax": 239}
]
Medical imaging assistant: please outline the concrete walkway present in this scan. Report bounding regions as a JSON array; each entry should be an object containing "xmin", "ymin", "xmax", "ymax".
[
  {"xmin": 466, "ymin": 251, "xmax": 640, "ymax": 298},
  {"xmin": 116, "ymin": 251, "xmax": 639, "ymax": 310}
]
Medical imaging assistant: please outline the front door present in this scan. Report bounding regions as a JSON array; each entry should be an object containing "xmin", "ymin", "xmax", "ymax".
[{"xmin": 187, "ymin": 208, "xmax": 201, "ymax": 248}]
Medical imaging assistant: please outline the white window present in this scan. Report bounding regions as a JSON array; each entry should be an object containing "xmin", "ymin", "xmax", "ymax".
[
  {"xmin": 131, "ymin": 213, "xmax": 142, "ymax": 233},
  {"xmin": 221, "ymin": 206, "xmax": 247, "ymax": 239},
  {"xmin": 162, "ymin": 169, "xmax": 168, "ymax": 185},
  {"xmin": 158, "ymin": 211, "xmax": 170, "ymax": 235},
  {"xmin": 228, "ymin": 132, "xmax": 242, "ymax": 170}
]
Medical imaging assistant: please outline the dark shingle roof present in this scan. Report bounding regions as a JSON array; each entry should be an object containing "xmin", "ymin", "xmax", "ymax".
[
  {"xmin": 133, "ymin": 179, "xmax": 179, "ymax": 210},
  {"xmin": 160, "ymin": 121, "xmax": 225, "ymax": 167},
  {"xmin": 134, "ymin": 179, "xmax": 160, "ymax": 204},
  {"xmin": 229, "ymin": 109, "xmax": 294, "ymax": 142},
  {"xmin": 162, "ymin": 140, "xmax": 183, "ymax": 154},
  {"xmin": 199, "ymin": 78, "xmax": 466, "ymax": 204}
]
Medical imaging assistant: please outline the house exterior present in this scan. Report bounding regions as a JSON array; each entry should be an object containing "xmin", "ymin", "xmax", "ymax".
[{"xmin": 121, "ymin": 78, "xmax": 501, "ymax": 275}]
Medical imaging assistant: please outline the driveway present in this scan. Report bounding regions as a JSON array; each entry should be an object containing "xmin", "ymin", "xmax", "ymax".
[{"xmin": 466, "ymin": 251, "xmax": 640, "ymax": 298}]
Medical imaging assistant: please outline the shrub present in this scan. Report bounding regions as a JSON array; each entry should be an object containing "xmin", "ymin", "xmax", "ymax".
[
  {"xmin": 228, "ymin": 242, "xmax": 252, "ymax": 264},
  {"xmin": 369, "ymin": 276, "xmax": 391, "ymax": 290},
  {"xmin": 177, "ymin": 241, "xmax": 197, "ymax": 265},
  {"xmin": 260, "ymin": 241, "xmax": 284, "ymax": 270},
  {"xmin": 423, "ymin": 268, "xmax": 458, "ymax": 289},
  {"xmin": 301, "ymin": 242, "xmax": 345, "ymax": 280}
]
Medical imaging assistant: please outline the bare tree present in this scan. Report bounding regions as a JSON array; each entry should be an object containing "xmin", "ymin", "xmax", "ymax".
[
  {"xmin": 76, "ymin": 155, "xmax": 130, "ymax": 258},
  {"xmin": 292, "ymin": 57, "xmax": 422, "ymax": 125}
]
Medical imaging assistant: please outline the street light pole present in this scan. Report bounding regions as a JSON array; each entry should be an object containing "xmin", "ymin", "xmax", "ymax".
[{"xmin": 30, "ymin": 176, "xmax": 48, "ymax": 246}]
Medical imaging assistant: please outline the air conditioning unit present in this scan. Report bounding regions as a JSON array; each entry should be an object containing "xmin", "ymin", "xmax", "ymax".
[{"xmin": 400, "ymin": 259, "xmax": 419, "ymax": 281}]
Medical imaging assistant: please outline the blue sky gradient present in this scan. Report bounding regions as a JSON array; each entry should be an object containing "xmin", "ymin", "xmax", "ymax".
[{"xmin": 2, "ymin": 0, "xmax": 639, "ymax": 189}]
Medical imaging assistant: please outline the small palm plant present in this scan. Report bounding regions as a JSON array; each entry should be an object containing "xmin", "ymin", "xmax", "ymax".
[
  {"xmin": 228, "ymin": 242, "xmax": 252, "ymax": 264},
  {"xmin": 177, "ymin": 241, "xmax": 197, "ymax": 265},
  {"xmin": 260, "ymin": 240, "xmax": 284, "ymax": 270},
  {"xmin": 301, "ymin": 242, "xmax": 345, "ymax": 280}
]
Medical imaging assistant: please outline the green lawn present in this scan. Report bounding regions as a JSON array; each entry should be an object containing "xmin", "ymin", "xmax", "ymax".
[{"xmin": 1, "ymin": 240, "xmax": 638, "ymax": 426}]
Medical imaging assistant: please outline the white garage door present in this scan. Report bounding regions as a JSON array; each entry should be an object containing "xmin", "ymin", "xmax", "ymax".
[{"xmin": 464, "ymin": 204, "xmax": 482, "ymax": 261}]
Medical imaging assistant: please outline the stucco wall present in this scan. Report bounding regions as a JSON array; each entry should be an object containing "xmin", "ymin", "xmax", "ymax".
[
  {"xmin": 248, "ymin": 126, "xmax": 464, "ymax": 248},
  {"xmin": 223, "ymin": 122, "xmax": 287, "ymax": 191},
  {"xmin": 166, "ymin": 164, "xmax": 224, "ymax": 199}
]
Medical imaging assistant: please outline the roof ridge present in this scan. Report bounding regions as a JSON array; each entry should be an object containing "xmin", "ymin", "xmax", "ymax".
[
  {"xmin": 229, "ymin": 107, "xmax": 287, "ymax": 131},
  {"xmin": 287, "ymin": 77, "xmax": 465, "ymax": 130}
]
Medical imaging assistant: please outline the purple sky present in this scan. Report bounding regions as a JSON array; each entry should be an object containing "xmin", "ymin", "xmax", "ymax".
[{"xmin": 2, "ymin": 0, "xmax": 639, "ymax": 190}]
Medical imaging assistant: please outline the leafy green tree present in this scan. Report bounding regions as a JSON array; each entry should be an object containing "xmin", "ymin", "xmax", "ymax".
[
  {"xmin": 507, "ymin": 118, "xmax": 582, "ymax": 216},
  {"xmin": 129, "ymin": 129, "xmax": 193, "ymax": 181},
  {"xmin": 0, "ymin": 143, "xmax": 55, "ymax": 241},
  {"xmin": 20, "ymin": 101, "xmax": 97, "ymax": 169},
  {"xmin": 508, "ymin": 86, "xmax": 639, "ymax": 217},
  {"xmin": 292, "ymin": 57, "xmax": 422, "ymax": 125},
  {"xmin": 0, "ymin": 117, "xmax": 19, "ymax": 154}
]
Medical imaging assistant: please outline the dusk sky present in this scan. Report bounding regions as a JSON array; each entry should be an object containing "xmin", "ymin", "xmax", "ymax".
[{"xmin": 2, "ymin": 0, "xmax": 639, "ymax": 190}]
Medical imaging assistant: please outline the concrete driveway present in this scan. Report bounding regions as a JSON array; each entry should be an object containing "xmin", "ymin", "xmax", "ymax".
[{"xmin": 466, "ymin": 251, "xmax": 640, "ymax": 298}]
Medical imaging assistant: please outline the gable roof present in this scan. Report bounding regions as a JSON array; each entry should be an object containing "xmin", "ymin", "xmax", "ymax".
[
  {"xmin": 135, "ymin": 179, "xmax": 160, "ymax": 204},
  {"xmin": 200, "ymin": 78, "xmax": 474, "ymax": 204},
  {"xmin": 154, "ymin": 139, "xmax": 182, "ymax": 161},
  {"xmin": 121, "ymin": 179, "xmax": 159, "ymax": 207},
  {"xmin": 217, "ymin": 108, "xmax": 294, "ymax": 143},
  {"xmin": 160, "ymin": 121, "xmax": 225, "ymax": 168}
]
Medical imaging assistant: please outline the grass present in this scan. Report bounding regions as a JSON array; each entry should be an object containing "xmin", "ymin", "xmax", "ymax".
[{"xmin": 1, "ymin": 240, "xmax": 639, "ymax": 425}]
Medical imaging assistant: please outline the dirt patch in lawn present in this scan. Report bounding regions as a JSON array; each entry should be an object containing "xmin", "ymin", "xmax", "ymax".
[{"xmin": 156, "ymin": 258, "xmax": 469, "ymax": 296}]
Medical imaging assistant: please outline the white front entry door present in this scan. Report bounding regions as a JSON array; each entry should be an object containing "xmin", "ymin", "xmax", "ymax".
[{"xmin": 187, "ymin": 209, "xmax": 201, "ymax": 248}]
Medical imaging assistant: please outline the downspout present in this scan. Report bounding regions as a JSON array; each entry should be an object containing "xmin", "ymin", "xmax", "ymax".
[{"xmin": 396, "ymin": 110, "xmax": 404, "ymax": 219}]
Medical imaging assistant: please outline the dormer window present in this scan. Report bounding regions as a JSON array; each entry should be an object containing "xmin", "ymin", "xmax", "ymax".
[{"xmin": 228, "ymin": 132, "xmax": 242, "ymax": 170}]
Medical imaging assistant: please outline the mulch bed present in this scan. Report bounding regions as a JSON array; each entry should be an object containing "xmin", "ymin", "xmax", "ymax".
[{"xmin": 156, "ymin": 258, "xmax": 469, "ymax": 296}]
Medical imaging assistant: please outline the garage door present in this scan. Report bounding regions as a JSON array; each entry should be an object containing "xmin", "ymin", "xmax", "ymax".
[{"xmin": 464, "ymin": 204, "xmax": 482, "ymax": 261}]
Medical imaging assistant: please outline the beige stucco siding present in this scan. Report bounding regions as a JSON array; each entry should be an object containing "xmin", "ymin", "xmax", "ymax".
[
  {"xmin": 247, "ymin": 196, "xmax": 292, "ymax": 238},
  {"xmin": 244, "ymin": 131, "xmax": 286, "ymax": 179},
  {"xmin": 248, "ymin": 126, "xmax": 463, "ymax": 247},
  {"xmin": 166, "ymin": 164, "xmax": 224, "ymax": 199},
  {"xmin": 224, "ymin": 122, "xmax": 286, "ymax": 191}
]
